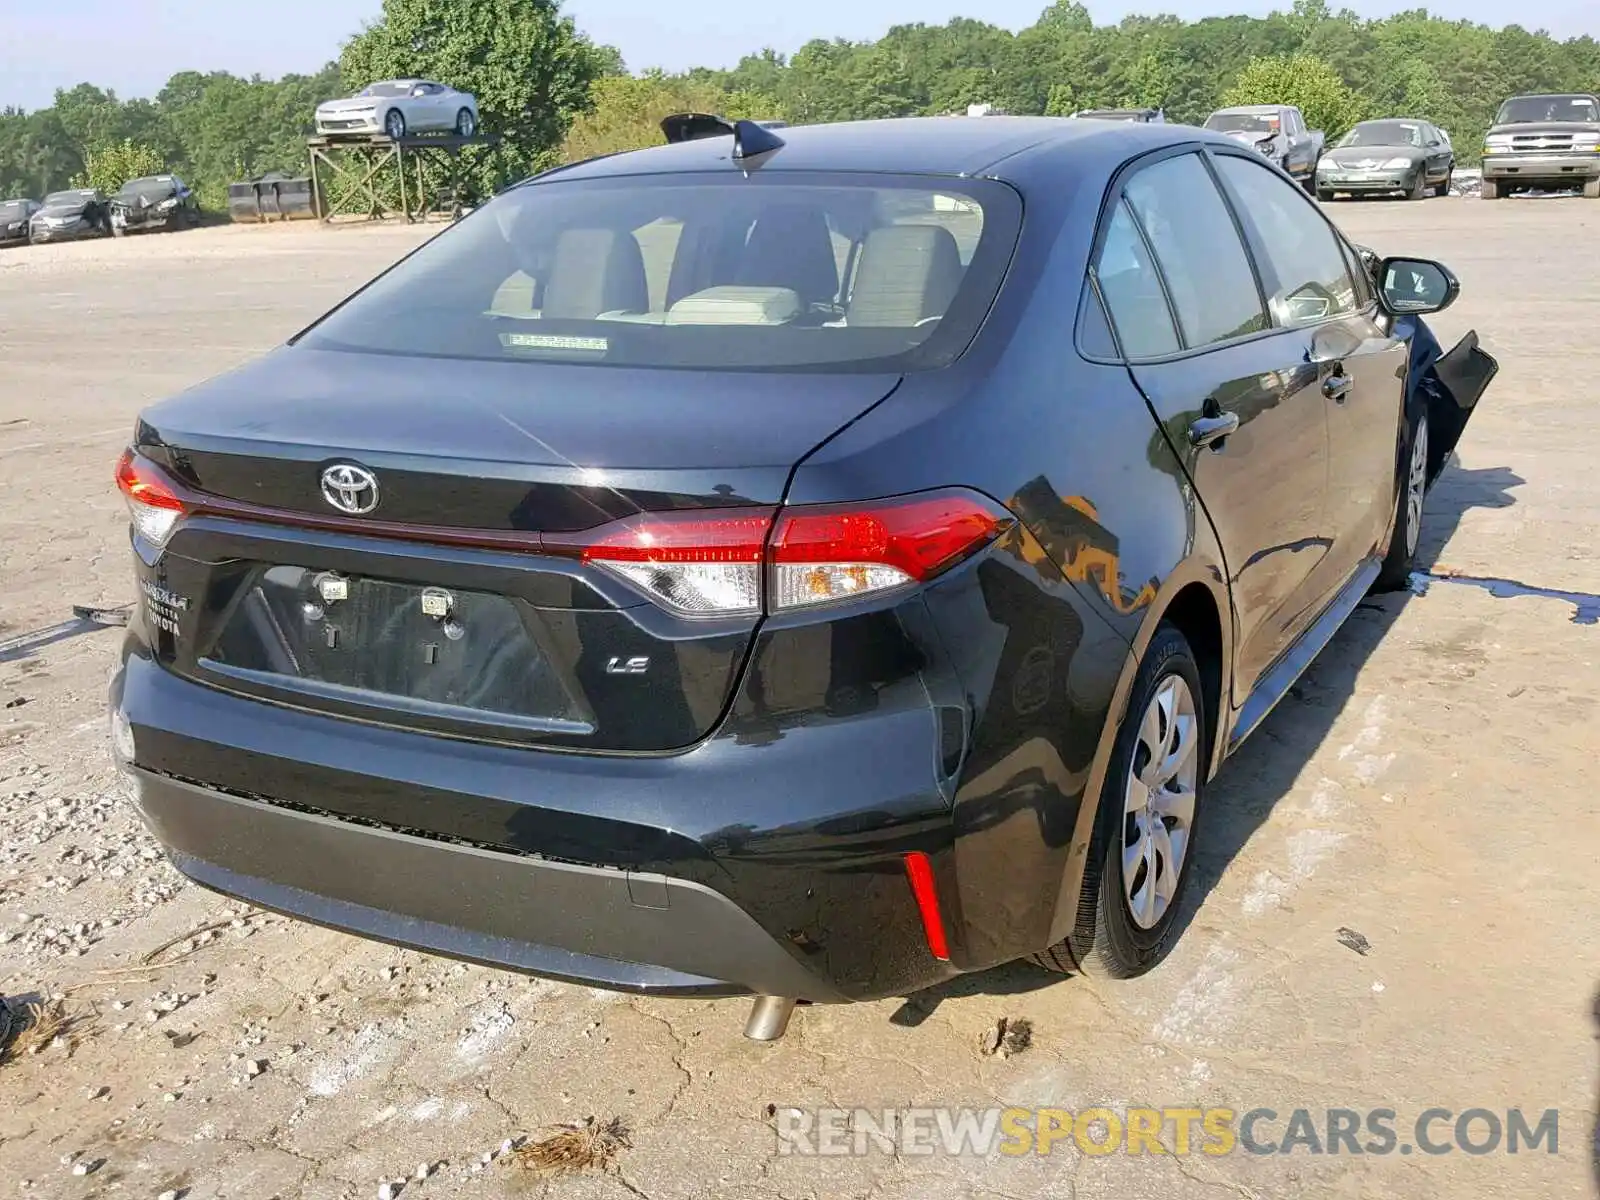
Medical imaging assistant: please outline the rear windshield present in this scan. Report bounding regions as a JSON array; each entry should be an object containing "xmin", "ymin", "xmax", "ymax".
[
  {"xmin": 1338, "ymin": 121, "xmax": 1426, "ymax": 148},
  {"xmin": 1206, "ymin": 112, "xmax": 1278, "ymax": 134},
  {"xmin": 300, "ymin": 172, "xmax": 1022, "ymax": 373},
  {"xmin": 1496, "ymin": 95, "xmax": 1600, "ymax": 124}
]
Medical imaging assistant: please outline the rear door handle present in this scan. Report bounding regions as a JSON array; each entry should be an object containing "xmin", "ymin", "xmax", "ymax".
[
  {"xmin": 1323, "ymin": 373, "xmax": 1353, "ymax": 402},
  {"xmin": 1188, "ymin": 411, "xmax": 1240, "ymax": 449}
]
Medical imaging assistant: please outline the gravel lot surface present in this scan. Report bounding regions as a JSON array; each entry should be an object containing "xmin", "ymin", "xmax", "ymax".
[{"xmin": 2, "ymin": 198, "xmax": 1598, "ymax": 1199}]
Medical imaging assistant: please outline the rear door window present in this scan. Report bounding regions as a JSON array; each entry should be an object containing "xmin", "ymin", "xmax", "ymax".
[
  {"xmin": 1122, "ymin": 153, "xmax": 1268, "ymax": 348},
  {"xmin": 303, "ymin": 173, "xmax": 1023, "ymax": 373}
]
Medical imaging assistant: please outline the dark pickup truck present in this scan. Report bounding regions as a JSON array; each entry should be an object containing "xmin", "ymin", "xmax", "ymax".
[{"xmin": 1480, "ymin": 93, "xmax": 1600, "ymax": 199}]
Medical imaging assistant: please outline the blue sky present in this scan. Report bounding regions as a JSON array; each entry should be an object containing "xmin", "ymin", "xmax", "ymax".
[{"xmin": 1, "ymin": 0, "xmax": 1595, "ymax": 112}]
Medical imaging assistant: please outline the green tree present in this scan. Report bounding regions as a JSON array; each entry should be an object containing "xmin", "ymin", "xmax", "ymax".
[
  {"xmin": 73, "ymin": 139, "xmax": 167, "ymax": 193},
  {"xmin": 560, "ymin": 72, "xmax": 781, "ymax": 161},
  {"xmin": 340, "ymin": 0, "xmax": 607, "ymax": 194},
  {"xmin": 1222, "ymin": 52, "xmax": 1371, "ymax": 138}
]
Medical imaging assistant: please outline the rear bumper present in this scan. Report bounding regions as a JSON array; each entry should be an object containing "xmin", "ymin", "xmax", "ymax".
[
  {"xmin": 1481, "ymin": 154, "xmax": 1600, "ymax": 181},
  {"xmin": 111, "ymin": 648, "xmax": 964, "ymax": 1001},
  {"xmin": 127, "ymin": 766, "xmax": 841, "ymax": 999}
]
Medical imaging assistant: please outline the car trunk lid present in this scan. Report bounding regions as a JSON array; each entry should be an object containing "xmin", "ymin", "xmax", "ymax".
[{"xmin": 132, "ymin": 346, "xmax": 902, "ymax": 753}]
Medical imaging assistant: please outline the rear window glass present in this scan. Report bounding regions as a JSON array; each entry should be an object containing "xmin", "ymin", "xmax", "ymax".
[
  {"xmin": 301, "ymin": 172, "xmax": 1022, "ymax": 373},
  {"xmin": 0, "ymin": 201, "xmax": 28, "ymax": 221}
]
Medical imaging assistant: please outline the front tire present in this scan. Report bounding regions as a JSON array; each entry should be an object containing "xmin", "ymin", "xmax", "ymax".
[
  {"xmin": 1317, "ymin": 187, "xmax": 1334, "ymax": 202},
  {"xmin": 1035, "ymin": 625, "xmax": 1207, "ymax": 979},
  {"xmin": 1583, "ymin": 178, "xmax": 1600, "ymax": 199},
  {"xmin": 455, "ymin": 108, "xmax": 476, "ymax": 137},
  {"xmin": 1406, "ymin": 170, "xmax": 1428, "ymax": 201},
  {"xmin": 385, "ymin": 108, "xmax": 407, "ymax": 140},
  {"xmin": 1481, "ymin": 178, "xmax": 1500, "ymax": 200},
  {"xmin": 1375, "ymin": 403, "xmax": 1430, "ymax": 592}
]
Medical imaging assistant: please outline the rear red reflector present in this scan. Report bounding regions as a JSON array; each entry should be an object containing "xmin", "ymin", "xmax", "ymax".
[{"xmin": 903, "ymin": 851, "xmax": 951, "ymax": 961}]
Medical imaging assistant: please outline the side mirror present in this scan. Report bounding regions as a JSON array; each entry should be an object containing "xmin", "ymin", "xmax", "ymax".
[
  {"xmin": 412, "ymin": 86, "xmax": 428, "ymax": 97},
  {"xmin": 1378, "ymin": 256, "xmax": 1459, "ymax": 315}
]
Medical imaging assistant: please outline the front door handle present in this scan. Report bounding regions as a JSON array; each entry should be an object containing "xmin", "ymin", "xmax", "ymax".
[
  {"xmin": 1189, "ymin": 410, "xmax": 1240, "ymax": 449},
  {"xmin": 1323, "ymin": 373, "xmax": 1353, "ymax": 403}
]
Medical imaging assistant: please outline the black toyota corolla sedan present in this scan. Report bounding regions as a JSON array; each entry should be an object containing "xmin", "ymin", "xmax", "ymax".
[{"xmin": 110, "ymin": 116, "xmax": 1496, "ymax": 1038}]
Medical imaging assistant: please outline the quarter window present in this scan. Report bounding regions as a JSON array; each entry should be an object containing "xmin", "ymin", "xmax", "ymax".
[
  {"xmin": 1092, "ymin": 199, "xmax": 1179, "ymax": 359},
  {"xmin": 1122, "ymin": 154, "xmax": 1268, "ymax": 348},
  {"xmin": 1213, "ymin": 153, "xmax": 1359, "ymax": 328}
]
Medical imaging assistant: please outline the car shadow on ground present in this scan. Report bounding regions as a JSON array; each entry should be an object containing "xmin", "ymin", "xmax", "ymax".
[{"xmin": 893, "ymin": 460, "xmax": 1522, "ymax": 1023}]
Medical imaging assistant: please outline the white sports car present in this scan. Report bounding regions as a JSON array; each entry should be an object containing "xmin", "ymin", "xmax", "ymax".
[{"xmin": 314, "ymin": 80, "xmax": 479, "ymax": 140}]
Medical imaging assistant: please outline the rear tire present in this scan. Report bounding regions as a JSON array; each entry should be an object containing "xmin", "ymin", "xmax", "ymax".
[
  {"xmin": 1481, "ymin": 178, "xmax": 1500, "ymax": 200},
  {"xmin": 1034, "ymin": 625, "xmax": 1207, "ymax": 980},
  {"xmin": 1375, "ymin": 402, "xmax": 1430, "ymax": 592},
  {"xmin": 1434, "ymin": 168, "xmax": 1453, "ymax": 197}
]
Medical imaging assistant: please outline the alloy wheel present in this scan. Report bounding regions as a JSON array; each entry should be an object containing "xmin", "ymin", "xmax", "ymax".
[
  {"xmin": 1405, "ymin": 416, "xmax": 1429, "ymax": 558},
  {"xmin": 1122, "ymin": 674, "xmax": 1199, "ymax": 929}
]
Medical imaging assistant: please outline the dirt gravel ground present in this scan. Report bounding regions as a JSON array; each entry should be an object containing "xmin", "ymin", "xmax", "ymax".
[{"xmin": 2, "ymin": 200, "xmax": 1598, "ymax": 1200}]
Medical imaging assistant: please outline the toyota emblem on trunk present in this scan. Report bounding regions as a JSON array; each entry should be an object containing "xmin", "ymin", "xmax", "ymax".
[{"xmin": 321, "ymin": 463, "xmax": 380, "ymax": 515}]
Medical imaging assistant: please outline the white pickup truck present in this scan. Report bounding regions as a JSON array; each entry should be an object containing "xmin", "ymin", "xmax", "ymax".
[{"xmin": 1204, "ymin": 104, "xmax": 1326, "ymax": 191}]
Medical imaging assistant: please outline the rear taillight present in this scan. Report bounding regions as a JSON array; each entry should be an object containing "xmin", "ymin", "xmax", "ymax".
[
  {"xmin": 561, "ymin": 510, "xmax": 773, "ymax": 617},
  {"xmin": 551, "ymin": 489, "xmax": 1010, "ymax": 618},
  {"xmin": 115, "ymin": 449, "xmax": 185, "ymax": 548},
  {"xmin": 771, "ymin": 492, "xmax": 1010, "ymax": 611}
]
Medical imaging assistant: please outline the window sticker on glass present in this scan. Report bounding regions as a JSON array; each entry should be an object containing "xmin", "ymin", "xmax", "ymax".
[{"xmin": 501, "ymin": 332, "xmax": 609, "ymax": 355}]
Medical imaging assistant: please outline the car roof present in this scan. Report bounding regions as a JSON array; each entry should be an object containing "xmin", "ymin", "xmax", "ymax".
[
  {"xmin": 1211, "ymin": 104, "xmax": 1284, "ymax": 114},
  {"xmin": 534, "ymin": 116, "xmax": 1231, "ymax": 192}
]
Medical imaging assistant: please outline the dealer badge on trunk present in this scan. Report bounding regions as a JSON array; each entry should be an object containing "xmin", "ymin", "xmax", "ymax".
[{"xmin": 321, "ymin": 463, "xmax": 380, "ymax": 514}]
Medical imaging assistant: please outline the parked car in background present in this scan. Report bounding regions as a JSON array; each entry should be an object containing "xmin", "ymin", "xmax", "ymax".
[
  {"xmin": 1204, "ymin": 105, "xmax": 1324, "ymax": 190},
  {"xmin": 1480, "ymin": 93, "xmax": 1600, "ymax": 199},
  {"xmin": 110, "ymin": 117, "xmax": 1495, "ymax": 1038},
  {"xmin": 111, "ymin": 174, "xmax": 200, "ymax": 234},
  {"xmin": 314, "ymin": 80, "xmax": 479, "ymax": 140},
  {"xmin": 0, "ymin": 197, "xmax": 40, "ymax": 246},
  {"xmin": 1315, "ymin": 118, "xmax": 1455, "ymax": 200},
  {"xmin": 1071, "ymin": 108, "xmax": 1166, "ymax": 123},
  {"xmin": 29, "ymin": 189, "xmax": 111, "ymax": 243}
]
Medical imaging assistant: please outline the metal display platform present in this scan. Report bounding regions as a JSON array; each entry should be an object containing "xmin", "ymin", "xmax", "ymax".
[{"xmin": 307, "ymin": 131, "xmax": 501, "ymax": 223}]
